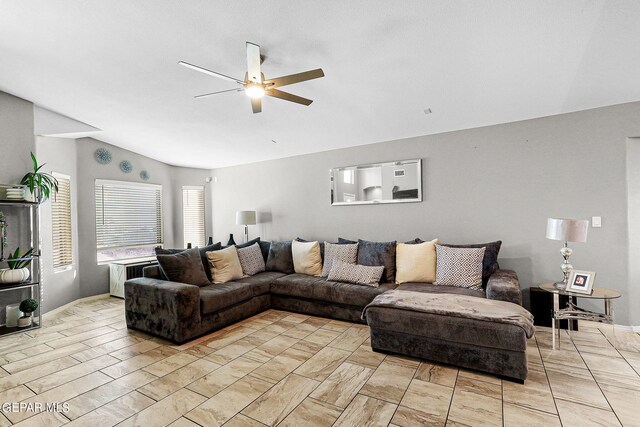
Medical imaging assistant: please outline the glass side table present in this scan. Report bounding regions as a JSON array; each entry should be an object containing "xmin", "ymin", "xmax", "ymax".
[{"xmin": 540, "ymin": 283, "xmax": 621, "ymax": 349}]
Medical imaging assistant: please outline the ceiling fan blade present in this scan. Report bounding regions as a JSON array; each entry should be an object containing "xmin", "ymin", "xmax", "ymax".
[
  {"xmin": 178, "ymin": 61, "xmax": 245, "ymax": 85},
  {"xmin": 266, "ymin": 88, "xmax": 313, "ymax": 106},
  {"xmin": 246, "ymin": 42, "xmax": 262, "ymax": 84},
  {"xmin": 251, "ymin": 97, "xmax": 262, "ymax": 114},
  {"xmin": 264, "ymin": 68, "xmax": 324, "ymax": 88},
  {"xmin": 194, "ymin": 88, "xmax": 243, "ymax": 99}
]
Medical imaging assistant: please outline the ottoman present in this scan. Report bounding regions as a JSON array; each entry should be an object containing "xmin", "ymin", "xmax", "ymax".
[{"xmin": 362, "ymin": 290, "xmax": 535, "ymax": 382}]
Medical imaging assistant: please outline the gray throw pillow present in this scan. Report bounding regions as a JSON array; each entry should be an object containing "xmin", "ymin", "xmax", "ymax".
[
  {"xmin": 235, "ymin": 237, "xmax": 261, "ymax": 249},
  {"xmin": 237, "ymin": 243, "xmax": 266, "ymax": 276},
  {"xmin": 266, "ymin": 241, "xmax": 294, "ymax": 274},
  {"xmin": 327, "ymin": 260, "xmax": 384, "ymax": 287},
  {"xmin": 357, "ymin": 239, "xmax": 397, "ymax": 283},
  {"xmin": 435, "ymin": 245, "xmax": 485, "ymax": 290},
  {"xmin": 156, "ymin": 247, "xmax": 211, "ymax": 287},
  {"xmin": 441, "ymin": 240, "xmax": 502, "ymax": 285},
  {"xmin": 321, "ymin": 242, "xmax": 358, "ymax": 277},
  {"xmin": 156, "ymin": 242, "xmax": 222, "ymax": 281},
  {"xmin": 258, "ymin": 240, "xmax": 271, "ymax": 263}
]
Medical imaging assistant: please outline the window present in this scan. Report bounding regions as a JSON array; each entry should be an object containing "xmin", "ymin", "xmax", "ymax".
[
  {"xmin": 52, "ymin": 173, "xmax": 72, "ymax": 269},
  {"xmin": 95, "ymin": 179, "xmax": 162, "ymax": 263},
  {"xmin": 182, "ymin": 186, "xmax": 205, "ymax": 248}
]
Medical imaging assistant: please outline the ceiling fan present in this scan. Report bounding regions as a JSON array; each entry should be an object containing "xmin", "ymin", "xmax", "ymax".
[{"xmin": 179, "ymin": 42, "xmax": 324, "ymax": 114}]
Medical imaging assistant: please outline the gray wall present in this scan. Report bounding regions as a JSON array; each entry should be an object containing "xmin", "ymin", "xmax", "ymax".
[
  {"xmin": 36, "ymin": 136, "xmax": 80, "ymax": 313},
  {"xmin": 211, "ymin": 102, "xmax": 640, "ymax": 327},
  {"xmin": 0, "ymin": 92, "xmax": 35, "ymax": 323}
]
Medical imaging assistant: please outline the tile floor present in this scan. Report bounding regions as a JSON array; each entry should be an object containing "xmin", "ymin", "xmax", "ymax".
[{"xmin": 0, "ymin": 297, "xmax": 638, "ymax": 426}]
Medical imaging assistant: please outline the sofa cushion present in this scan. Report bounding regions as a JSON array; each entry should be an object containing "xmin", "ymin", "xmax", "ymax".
[
  {"xmin": 395, "ymin": 239, "xmax": 438, "ymax": 284},
  {"xmin": 327, "ymin": 261, "xmax": 384, "ymax": 287},
  {"xmin": 156, "ymin": 247, "xmax": 211, "ymax": 287},
  {"xmin": 206, "ymin": 246, "xmax": 244, "ymax": 284},
  {"xmin": 237, "ymin": 243, "xmax": 266, "ymax": 276},
  {"xmin": 357, "ymin": 239, "xmax": 397, "ymax": 283},
  {"xmin": 321, "ymin": 242, "xmax": 358, "ymax": 277},
  {"xmin": 292, "ymin": 240, "xmax": 323, "ymax": 276},
  {"xmin": 396, "ymin": 282, "xmax": 486, "ymax": 299},
  {"xmin": 266, "ymin": 241, "xmax": 295, "ymax": 274},
  {"xmin": 156, "ymin": 242, "xmax": 222, "ymax": 282},
  {"xmin": 271, "ymin": 273, "xmax": 397, "ymax": 308},
  {"xmin": 234, "ymin": 271, "xmax": 287, "ymax": 296},
  {"xmin": 199, "ymin": 282, "xmax": 253, "ymax": 315},
  {"xmin": 435, "ymin": 245, "xmax": 485, "ymax": 290},
  {"xmin": 441, "ymin": 240, "xmax": 502, "ymax": 285}
]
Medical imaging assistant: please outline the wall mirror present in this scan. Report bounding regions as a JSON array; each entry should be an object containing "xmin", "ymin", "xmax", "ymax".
[{"xmin": 330, "ymin": 159, "xmax": 422, "ymax": 205}]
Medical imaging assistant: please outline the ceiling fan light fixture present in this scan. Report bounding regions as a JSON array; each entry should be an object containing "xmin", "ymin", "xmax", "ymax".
[{"xmin": 245, "ymin": 84, "xmax": 265, "ymax": 99}]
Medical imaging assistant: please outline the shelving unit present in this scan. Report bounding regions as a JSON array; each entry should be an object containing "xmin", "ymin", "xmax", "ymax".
[{"xmin": 0, "ymin": 189, "xmax": 41, "ymax": 337}]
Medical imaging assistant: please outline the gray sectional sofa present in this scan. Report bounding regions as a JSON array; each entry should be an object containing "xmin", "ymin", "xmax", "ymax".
[{"xmin": 124, "ymin": 258, "xmax": 522, "ymax": 344}]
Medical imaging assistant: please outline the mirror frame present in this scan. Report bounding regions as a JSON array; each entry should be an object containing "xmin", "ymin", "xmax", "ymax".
[{"xmin": 330, "ymin": 159, "xmax": 422, "ymax": 206}]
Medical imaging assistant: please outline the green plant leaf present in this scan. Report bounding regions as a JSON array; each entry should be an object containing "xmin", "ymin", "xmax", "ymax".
[{"xmin": 31, "ymin": 152, "xmax": 37, "ymax": 171}]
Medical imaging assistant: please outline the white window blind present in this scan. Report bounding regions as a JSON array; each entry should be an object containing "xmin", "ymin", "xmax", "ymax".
[
  {"xmin": 95, "ymin": 180, "xmax": 163, "ymax": 251},
  {"xmin": 182, "ymin": 186, "xmax": 205, "ymax": 248},
  {"xmin": 52, "ymin": 173, "xmax": 72, "ymax": 269}
]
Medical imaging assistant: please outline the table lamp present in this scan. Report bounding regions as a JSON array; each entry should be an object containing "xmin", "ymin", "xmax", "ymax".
[
  {"xmin": 236, "ymin": 210, "xmax": 256, "ymax": 243},
  {"xmin": 546, "ymin": 218, "xmax": 589, "ymax": 289}
]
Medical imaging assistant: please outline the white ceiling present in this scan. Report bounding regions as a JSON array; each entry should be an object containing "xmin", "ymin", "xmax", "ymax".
[{"xmin": 1, "ymin": 1, "xmax": 640, "ymax": 169}]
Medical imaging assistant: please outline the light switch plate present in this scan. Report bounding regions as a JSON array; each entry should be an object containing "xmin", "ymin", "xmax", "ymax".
[{"xmin": 592, "ymin": 216, "xmax": 602, "ymax": 228}]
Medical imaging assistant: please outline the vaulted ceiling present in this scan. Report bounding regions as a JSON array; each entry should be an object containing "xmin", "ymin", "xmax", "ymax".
[{"xmin": 1, "ymin": 1, "xmax": 639, "ymax": 168}]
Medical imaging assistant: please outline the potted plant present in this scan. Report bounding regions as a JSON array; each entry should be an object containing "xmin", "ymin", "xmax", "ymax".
[
  {"xmin": 0, "ymin": 248, "xmax": 33, "ymax": 284},
  {"xmin": 18, "ymin": 298, "xmax": 38, "ymax": 327},
  {"xmin": 20, "ymin": 152, "xmax": 58, "ymax": 203}
]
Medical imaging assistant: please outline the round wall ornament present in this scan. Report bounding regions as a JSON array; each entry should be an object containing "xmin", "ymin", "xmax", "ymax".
[
  {"xmin": 119, "ymin": 160, "xmax": 133, "ymax": 173},
  {"xmin": 140, "ymin": 170, "xmax": 150, "ymax": 181},
  {"xmin": 94, "ymin": 148, "xmax": 112, "ymax": 164}
]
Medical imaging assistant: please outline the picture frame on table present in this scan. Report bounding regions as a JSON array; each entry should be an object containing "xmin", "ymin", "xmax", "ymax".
[{"xmin": 567, "ymin": 270, "xmax": 596, "ymax": 294}]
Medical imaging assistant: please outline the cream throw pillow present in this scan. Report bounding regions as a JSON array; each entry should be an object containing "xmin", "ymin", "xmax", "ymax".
[
  {"xmin": 206, "ymin": 246, "xmax": 243, "ymax": 284},
  {"xmin": 292, "ymin": 240, "xmax": 323, "ymax": 276},
  {"xmin": 395, "ymin": 239, "xmax": 439, "ymax": 284}
]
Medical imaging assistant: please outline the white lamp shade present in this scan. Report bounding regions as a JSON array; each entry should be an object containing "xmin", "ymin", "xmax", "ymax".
[
  {"xmin": 236, "ymin": 210, "xmax": 256, "ymax": 226},
  {"xmin": 546, "ymin": 218, "xmax": 588, "ymax": 242}
]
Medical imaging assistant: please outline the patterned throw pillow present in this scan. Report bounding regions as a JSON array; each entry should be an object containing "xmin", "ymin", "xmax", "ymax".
[
  {"xmin": 237, "ymin": 243, "xmax": 266, "ymax": 276},
  {"xmin": 327, "ymin": 261, "xmax": 384, "ymax": 287},
  {"xmin": 321, "ymin": 242, "xmax": 358, "ymax": 277},
  {"xmin": 435, "ymin": 245, "xmax": 485, "ymax": 290}
]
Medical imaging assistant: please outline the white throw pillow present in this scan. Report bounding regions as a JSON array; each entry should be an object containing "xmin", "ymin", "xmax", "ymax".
[
  {"xmin": 321, "ymin": 242, "xmax": 358, "ymax": 277},
  {"xmin": 237, "ymin": 243, "xmax": 266, "ymax": 276},
  {"xmin": 291, "ymin": 240, "xmax": 323, "ymax": 276},
  {"xmin": 395, "ymin": 239, "xmax": 439, "ymax": 284},
  {"xmin": 206, "ymin": 246, "xmax": 243, "ymax": 284}
]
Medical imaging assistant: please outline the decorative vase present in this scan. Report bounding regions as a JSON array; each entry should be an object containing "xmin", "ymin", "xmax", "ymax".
[
  {"xmin": 23, "ymin": 190, "xmax": 35, "ymax": 203},
  {"xmin": 227, "ymin": 234, "xmax": 236, "ymax": 246},
  {"xmin": 17, "ymin": 316, "xmax": 32, "ymax": 328},
  {"xmin": 0, "ymin": 268, "xmax": 30, "ymax": 284},
  {"xmin": 207, "ymin": 237, "xmax": 214, "ymax": 245}
]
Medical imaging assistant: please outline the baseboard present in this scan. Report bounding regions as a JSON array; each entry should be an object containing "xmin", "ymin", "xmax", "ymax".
[
  {"xmin": 613, "ymin": 323, "xmax": 640, "ymax": 332},
  {"xmin": 44, "ymin": 293, "xmax": 112, "ymax": 316}
]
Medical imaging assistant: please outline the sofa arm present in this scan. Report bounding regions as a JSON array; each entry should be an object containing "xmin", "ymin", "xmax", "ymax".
[
  {"xmin": 486, "ymin": 269, "xmax": 522, "ymax": 305},
  {"xmin": 124, "ymin": 278, "xmax": 201, "ymax": 343}
]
